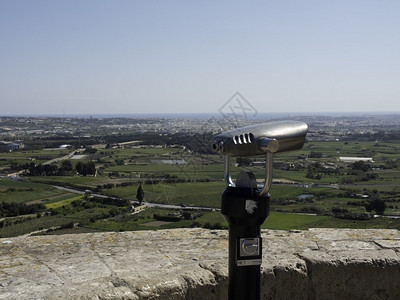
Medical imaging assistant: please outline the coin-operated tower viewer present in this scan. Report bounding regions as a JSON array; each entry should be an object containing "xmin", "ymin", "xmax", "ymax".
[{"xmin": 213, "ymin": 121, "xmax": 308, "ymax": 300}]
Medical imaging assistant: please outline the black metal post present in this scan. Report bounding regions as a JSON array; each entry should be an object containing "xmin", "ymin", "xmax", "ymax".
[{"xmin": 221, "ymin": 185, "xmax": 270, "ymax": 300}]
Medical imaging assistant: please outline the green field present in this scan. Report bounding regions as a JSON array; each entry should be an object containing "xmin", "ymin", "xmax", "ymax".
[
  {"xmin": 263, "ymin": 212, "xmax": 331, "ymax": 230},
  {"xmin": 0, "ymin": 179, "xmax": 69, "ymax": 203},
  {"xmin": 195, "ymin": 211, "xmax": 331, "ymax": 230},
  {"xmin": 0, "ymin": 149, "xmax": 71, "ymax": 166},
  {"xmin": 195, "ymin": 211, "xmax": 400, "ymax": 230},
  {"xmin": 25, "ymin": 175, "xmax": 109, "ymax": 188},
  {"xmin": 2, "ymin": 139, "xmax": 400, "ymax": 237},
  {"xmin": 104, "ymin": 181, "xmax": 225, "ymax": 207},
  {"xmin": 0, "ymin": 215, "xmax": 79, "ymax": 238}
]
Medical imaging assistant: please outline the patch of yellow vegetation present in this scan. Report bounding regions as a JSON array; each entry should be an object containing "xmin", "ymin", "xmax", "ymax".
[{"xmin": 45, "ymin": 195, "xmax": 83, "ymax": 209}]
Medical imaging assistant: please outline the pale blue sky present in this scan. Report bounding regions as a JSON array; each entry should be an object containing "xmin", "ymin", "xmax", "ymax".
[{"xmin": 1, "ymin": 0, "xmax": 399, "ymax": 115}]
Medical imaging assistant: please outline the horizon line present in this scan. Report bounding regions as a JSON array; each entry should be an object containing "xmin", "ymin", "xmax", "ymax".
[{"xmin": 1, "ymin": 111, "xmax": 400, "ymax": 119}]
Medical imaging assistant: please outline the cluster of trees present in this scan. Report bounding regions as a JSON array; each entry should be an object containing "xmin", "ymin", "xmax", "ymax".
[
  {"xmin": 153, "ymin": 213, "xmax": 182, "ymax": 222},
  {"xmin": 88, "ymin": 196, "xmax": 130, "ymax": 207},
  {"xmin": 377, "ymin": 157, "xmax": 399, "ymax": 170},
  {"xmin": 351, "ymin": 161, "xmax": 371, "ymax": 172},
  {"xmin": 349, "ymin": 131, "xmax": 400, "ymax": 141},
  {"xmin": 345, "ymin": 190, "xmax": 387, "ymax": 215},
  {"xmin": 0, "ymin": 214, "xmax": 41, "ymax": 229},
  {"xmin": 96, "ymin": 181, "xmax": 139, "ymax": 191},
  {"xmin": 305, "ymin": 162, "xmax": 340, "ymax": 180},
  {"xmin": 309, "ymin": 151, "xmax": 323, "ymax": 158},
  {"xmin": 11, "ymin": 160, "xmax": 96, "ymax": 176},
  {"xmin": 143, "ymin": 177, "xmax": 212, "ymax": 185},
  {"xmin": 332, "ymin": 211, "xmax": 372, "ymax": 220},
  {"xmin": 335, "ymin": 161, "xmax": 378, "ymax": 184},
  {"xmin": 83, "ymin": 148, "xmax": 97, "ymax": 154},
  {"xmin": 0, "ymin": 201, "xmax": 45, "ymax": 217}
]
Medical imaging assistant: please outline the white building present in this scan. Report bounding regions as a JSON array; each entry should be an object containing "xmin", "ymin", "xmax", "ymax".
[{"xmin": 339, "ymin": 157, "xmax": 374, "ymax": 163}]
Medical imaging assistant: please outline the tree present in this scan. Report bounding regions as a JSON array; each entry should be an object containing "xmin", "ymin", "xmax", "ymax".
[
  {"xmin": 116, "ymin": 158, "xmax": 124, "ymax": 165},
  {"xmin": 60, "ymin": 160, "xmax": 74, "ymax": 175},
  {"xmin": 309, "ymin": 151, "xmax": 323, "ymax": 158},
  {"xmin": 76, "ymin": 162, "xmax": 85, "ymax": 175},
  {"xmin": 86, "ymin": 161, "xmax": 96, "ymax": 176},
  {"xmin": 371, "ymin": 199, "xmax": 386, "ymax": 215},
  {"xmin": 352, "ymin": 161, "xmax": 370, "ymax": 172},
  {"xmin": 76, "ymin": 161, "xmax": 96, "ymax": 176},
  {"xmin": 365, "ymin": 199, "xmax": 386, "ymax": 215},
  {"xmin": 136, "ymin": 185, "xmax": 144, "ymax": 205},
  {"xmin": 182, "ymin": 211, "xmax": 192, "ymax": 220}
]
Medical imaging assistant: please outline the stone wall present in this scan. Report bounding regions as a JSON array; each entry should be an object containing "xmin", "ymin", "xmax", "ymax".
[{"xmin": 1, "ymin": 228, "xmax": 399, "ymax": 299}]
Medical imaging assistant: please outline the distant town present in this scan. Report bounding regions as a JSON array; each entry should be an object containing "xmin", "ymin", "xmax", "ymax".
[{"xmin": 2, "ymin": 113, "xmax": 400, "ymax": 150}]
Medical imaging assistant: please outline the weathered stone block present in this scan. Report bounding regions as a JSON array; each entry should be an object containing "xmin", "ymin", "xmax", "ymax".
[{"xmin": 0, "ymin": 228, "xmax": 399, "ymax": 299}]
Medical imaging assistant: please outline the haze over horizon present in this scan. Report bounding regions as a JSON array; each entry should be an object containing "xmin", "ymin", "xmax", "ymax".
[
  {"xmin": 2, "ymin": 111, "xmax": 400, "ymax": 119},
  {"xmin": 1, "ymin": 1, "xmax": 400, "ymax": 115}
]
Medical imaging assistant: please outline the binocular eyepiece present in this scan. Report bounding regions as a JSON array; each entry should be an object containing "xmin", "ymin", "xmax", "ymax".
[
  {"xmin": 212, "ymin": 120, "xmax": 308, "ymax": 156},
  {"xmin": 213, "ymin": 120, "xmax": 308, "ymax": 196}
]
